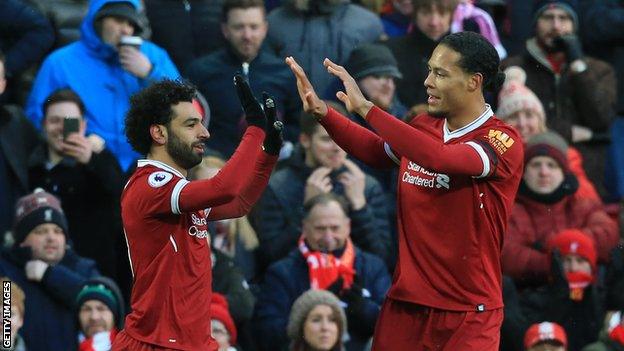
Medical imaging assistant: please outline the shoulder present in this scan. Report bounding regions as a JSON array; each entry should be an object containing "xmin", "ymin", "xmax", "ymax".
[
  {"xmin": 344, "ymin": 3, "xmax": 380, "ymax": 20},
  {"xmin": 355, "ymin": 248, "xmax": 386, "ymax": 270},
  {"xmin": 475, "ymin": 118, "xmax": 523, "ymax": 155},
  {"xmin": 125, "ymin": 164, "xmax": 183, "ymax": 195},
  {"xmin": 267, "ymin": 251, "xmax": 304, "ymax": 275}
]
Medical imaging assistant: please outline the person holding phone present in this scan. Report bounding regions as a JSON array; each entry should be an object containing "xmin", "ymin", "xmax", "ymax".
[
  {"xmin": 27, "ymin": 88, "xmax": 125, "ymax": 287},
  {"xmin": 25, "ymin": 0, "xmax": 180, "ymax": 172}
]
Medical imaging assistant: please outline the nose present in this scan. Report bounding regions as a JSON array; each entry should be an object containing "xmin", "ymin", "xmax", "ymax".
[
  {"xmin": 429, "ymin": 12, "xmax": 443, "ymax": 27},
  {"xmin": 242, "ymin": 26, "xmax": 253, "ymax": 40},
  {"xmin": 424, "ymin": 71, "xmax": 434, "ymax": 89},
  {"xmin": 199, "ymin": 124, "xmax": 210, "ymax": 140},
  {"xmin": 121, "ymin": 21, "xmax": 134, "ymax": 36}
]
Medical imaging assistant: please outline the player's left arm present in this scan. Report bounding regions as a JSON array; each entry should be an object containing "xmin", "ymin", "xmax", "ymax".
[
  {"xmin": 367, "ymin": 106, "xmax": 523, "ymax": 178},
  {"xmin": 207, "ymin": 150, "xmax": 277, "ymax": 220}
]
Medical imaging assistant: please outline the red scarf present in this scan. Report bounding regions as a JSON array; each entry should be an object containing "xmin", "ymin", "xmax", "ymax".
[
  {"xmin": 566, "ymin": 271, "xmax": 593, "ymax": 301},
  {"xmin": 610, "ymin": 324, "xmax": 624, "ymax": 346},
  {"xmin": 298, "ymin": 236, "xmax": 356, "ymax": 290},
  {"xmin": 79, "ymin": 328, "xmax": 118, "ymax": 351}
]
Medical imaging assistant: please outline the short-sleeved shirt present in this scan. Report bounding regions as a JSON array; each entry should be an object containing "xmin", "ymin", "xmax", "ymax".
[
  {"xmin": 386, "ymin": 108, "xmax": 523, "ymax": 311},
  {"xmin": 121, "ymin": 159, "xmax": 217, "ymax": 350}
]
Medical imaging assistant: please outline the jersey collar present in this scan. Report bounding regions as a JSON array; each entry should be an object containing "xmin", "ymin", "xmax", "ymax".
[
  {"xmin": 443, "ymin": 104, "xmax": 493, "ymax": 143},
  {"xmin": 137, "ymin": 159, "xmax": 185, "ymax": 179}
]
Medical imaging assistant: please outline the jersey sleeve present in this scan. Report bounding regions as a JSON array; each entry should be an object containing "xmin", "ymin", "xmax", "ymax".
[
  {"xmin": 467, "ymin": 125, "xmax": 524, "ymax": 180},
  {"xmin": 133, "ymin": 171, "xmax": 190, "ymax": 216}
]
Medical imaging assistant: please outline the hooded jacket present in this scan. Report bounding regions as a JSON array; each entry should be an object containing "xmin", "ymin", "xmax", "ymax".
[{"xmin": 25, "ymin": 0, "xmax": 180, "ymax": 171}]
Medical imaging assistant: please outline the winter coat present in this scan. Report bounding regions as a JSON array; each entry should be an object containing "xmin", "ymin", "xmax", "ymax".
[
  {"xmin": 212, "ymin": 249, "xmax": 255, "ymax": 326},
  {"xmin": 580, "ymin": 0, "xmax": 624, "ymax": 115},
  {"xmin": 0, "ymin": 248, "xmax": 100, "ymax": 351},
  {"xmin": 266, "ymin": 0, "xmax": 384, "ymax": 95},
  {"xmin": 253, "ymin": 247, "xmax": 390, "ymax": 351},
  {"xmin": 502, "ymin": 192, "xmax": 619, "ymax": 287},
  {"xmin": 25, "ymin": 0, "xmax": 180, "ymax": 171},
  {"xmin": 145, "ymin": 0, "xmax": 226, "ymax": 71},
  {"xmin": 0, "ymin": 0, "xmax": 54, "ymax": 79},
  {"xmin": 0, "ymin": 106, "xmax": 40, "ymax": 236},
  {"xmin": 27, "ymin": 143, "xmax": 124, "ymax": 280},
  {"xmin": 502, "ymin": 38, "xmax": 617, "ymax": 197},
  {"xmin": 185, "ymin": 46, "xmax": 301, "ymax": 157},
  {"xmin": 251, "ymin": 147, "xmax": 392, "ymax": 271}
]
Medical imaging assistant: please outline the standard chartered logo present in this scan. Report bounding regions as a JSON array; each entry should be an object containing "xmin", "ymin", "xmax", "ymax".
[
  {"xmin": 188, "ymin": 213, "xmax": 209, "ymax": 239},
  {"xmin": 402, "ymin": 161, "xmax": 450, "ymax": 189}
]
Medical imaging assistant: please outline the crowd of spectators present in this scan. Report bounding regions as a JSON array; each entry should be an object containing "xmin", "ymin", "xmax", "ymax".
[{"xmin": 0, "ymin": 0, "xmax": 623, "ymax": 350}]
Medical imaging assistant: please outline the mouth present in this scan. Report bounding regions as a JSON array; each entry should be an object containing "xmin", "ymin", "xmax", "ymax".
[
  {"xmin": 427, "ymin": 93, "xmax": 441, "ymax": 105},
  {"xmin": 193, "ymin": 143, "xmax": 204, "ymax": 154}
]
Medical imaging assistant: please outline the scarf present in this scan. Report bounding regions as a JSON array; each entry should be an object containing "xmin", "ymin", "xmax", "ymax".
[
  {"xmin": 78, "ymin": 328, "xmax": 118, "ymax": 351},
  {"xmin": 566, "ymin": 271, "xmax": 593, "ymax": 301},
  {"xmin": 298, "ymin": 235, "xmax": 356, "ymax": 290}
]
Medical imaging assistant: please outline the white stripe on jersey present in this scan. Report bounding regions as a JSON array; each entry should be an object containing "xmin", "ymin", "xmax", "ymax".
[
  {"xmin": 384, "ymin": 142, "xmax": 401, "ymax": 165},
  {"xmin": 123, "ymin": 228, "xmax": 134, "ymax": 278},
  {"xmin": 169, "ymin": 235, "xmax": 179, "ymax": 252},
  {"xmin": 171, "ymin": 179, "xmax": 190, "ymax": 214},
  {"xmin": 465, "ymin": 141, "xmax": 491, "ymax": 178}
]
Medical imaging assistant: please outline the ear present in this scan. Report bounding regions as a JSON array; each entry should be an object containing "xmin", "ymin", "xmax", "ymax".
[
  {"xmin": 0, "ymin": 77, "xmax": 6, "ymax": 96},
  {"xmin": 221, "ymin": 22, "xmax": 229, "ymax": 40},
  {"xmin": 467, "ymin": 73, "xmax": 483, "ymax": 92},
  {"xmin": 149, "ymin": 124, "xmax": 167, "ymax": 146}
]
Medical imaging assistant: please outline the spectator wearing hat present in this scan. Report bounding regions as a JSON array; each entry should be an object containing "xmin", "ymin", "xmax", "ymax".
[
  {"xmin": 0, "ymin": 277, "xmax": 27, "ymax": 351},
  {"xmin": 185, "ymin": 0, "xmax": 301, "ymax": 158},
  {"xmin": 25, "ymin": 0, "xmax": 180, "ymax": 172},
  {"xmin": 0, "ymin": 189, "xmax": 99, "ymax": 351},
  {"xmin": 254, "ymin": 193, "xmax": 390, "ymax": 351},
  {"xmin": 210, "ymin": 293, "xmax": 238, "ymax": 351},
  {"xmin": 524, "ymin": 321, "xmax": 568, "ymax": 351},
  {"xmin": 582, "ymin": 311, "xmax": 624, "ymax": 351},
  {"xmin": 519, "ymin": 230, "xmax": 608, "ymax": 351},
  {"xmin": 502, "ymin": 0, "xmax": 617, "ymax": 199},
  {"xmin": 502, "ymin": 131, "xmax": 619, "ymax": 289},
  {"xmin": 497, "ymin": 66, "xmax": 599, "ymax": 201},
  {"xmin": 383, "ymin": 0, "xmax": 459, "ymax": 109},
  {"xmin": 27, "ymin": 88, "xmax": 124, "ymax": 282},
  {"xmin": 76, "ymin": 277, "xmax": 125, "ymax": 351},
  {"xmin": 287, "ymin": 289, "xmax": 347, "ymax": 351}
]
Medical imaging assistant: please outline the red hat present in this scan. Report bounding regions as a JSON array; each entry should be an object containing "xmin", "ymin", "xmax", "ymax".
[
  {"xmin": 547, "ymin": 229, "xmax": 597, "ymax": 271},
  {"xmin": 210, "ymin": 293, "xmax": 237, "ymax": 345},
  {"xmin": 524, "ymin": 321, "xmax": 568, "ymax": 349}
]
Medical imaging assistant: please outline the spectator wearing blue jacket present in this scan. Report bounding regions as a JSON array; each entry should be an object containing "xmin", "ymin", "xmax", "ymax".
[
  {"xmin": 0, "ymin": 189, "xmax": 100, "ymax": 351},
  {"xmin": 25, "ymin": 0, "xmax": 180, "ymax": 171},
  {"xmin": 253, "ymin": 194, "xmax": 390, "ymax": 351}
]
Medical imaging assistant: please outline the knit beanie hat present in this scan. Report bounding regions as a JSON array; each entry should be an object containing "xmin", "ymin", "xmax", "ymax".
[
  {"xmin": 524, "ymin": 131, "xmax": 569, "ymax": 172},
  {"xmin": 76, "ymin": 280, "xmax": 120, "ymax": 323},
  {"xmin": 533, "ymin": 0, "xmax": 579, "ymax": 30},
  {"xmin": 346, "ymin": 44, "xmax": 402, "ymax": 81},
  {"xmin": 287, "ymin": 289, "xmax": 347, "ymax": 343},
  {"xmin": 496, "ymin": 66, "xmax": 545, "ymax": 122},
  {"xmin": 95, "ymin": 2, "xmax": 142, "ymax": 34},
  {"xmin": 547, "ymin": 229, "xmax": 598, "ymax": 271},
  {"xmin": 524, "ymin": 321, "xmax": 568, "ymax": 349},
  {"xmin": 13, "ymin": 188, "xmax": 68, "ymax": 245},
  {"xmin": 210, "ymin": 293, "xmax": 237, "ymax": 345}
]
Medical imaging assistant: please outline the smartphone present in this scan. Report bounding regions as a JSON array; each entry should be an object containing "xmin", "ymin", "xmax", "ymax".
[{"xmin": 63, "ymin": 117, "xmax": 80, "ymax": 141}]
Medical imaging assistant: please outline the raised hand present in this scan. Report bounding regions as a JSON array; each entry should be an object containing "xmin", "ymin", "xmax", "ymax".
[
  {"xmin": 234, "ymin": 75, "xmax": 266, "ymax": 129},
  {"xmin": 323, "ymin": 58, "xmax": 374, "ymax": 118},
  {"xmin": 261, "ymin": 92, "xmax": 283, "ymax": 155},
  {"xmin": 285, "ymin": 56, "xmax": 328, "ymax": 117},
  {"xmin": 304, "ymin": 167, "xmax": 333, "ymax": 203},
  {"xmin": 338, "ymin": 159, "xmax": 366, "ymax": 210}
]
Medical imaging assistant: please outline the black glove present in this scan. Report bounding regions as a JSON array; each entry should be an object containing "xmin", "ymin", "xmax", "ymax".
[
  {"xmin": 553, "ymin": 35, "xmax": 584, "ymax": 63},
  {"xmin": 327, "ymin": 276, "xmax": 344, "ymax": 297},
  {"xmin": 261, "ymin": 92, "xmax": 283, "ymax": 155},
  {"xmin": 234, "ymin": 75, "xmax": 265, "ymax": 129},
  {"xmin": 342, "ymin": 282, "xmax": 366, "ymax": 318},
  {"xmin": 6, "ymin": 246, "xmax": 32, "ymax": 268},
  {"xmin": 549, "ymin": 249, "xmax": 570, "ymax": 299}
]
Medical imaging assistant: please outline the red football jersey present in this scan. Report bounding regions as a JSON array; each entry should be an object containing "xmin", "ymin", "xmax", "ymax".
[
  {"xmin": 377, "ymin": 106, "xmax": 524, "ymax": 311},
  {"xmin": 121, "ymin": 160, "xmax": 217, "ymax": 350}
]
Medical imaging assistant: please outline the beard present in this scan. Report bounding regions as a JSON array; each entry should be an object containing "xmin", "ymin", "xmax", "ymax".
[
  {"xmin": 166, "ymin": 127, "xmax": 203, "ymax": 170},
  {"xmin": 427, "ymin": 107, "xmax": 448, "ymax": 119}
]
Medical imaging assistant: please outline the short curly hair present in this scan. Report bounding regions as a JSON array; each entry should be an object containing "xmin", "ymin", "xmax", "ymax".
[
  {"xmin": 440, "ymin": 31, "xmax": 505, "ymax": 93},
  {"xmin": 125, "ymin": 79, "xmax": 197, "ymax": 155}
]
